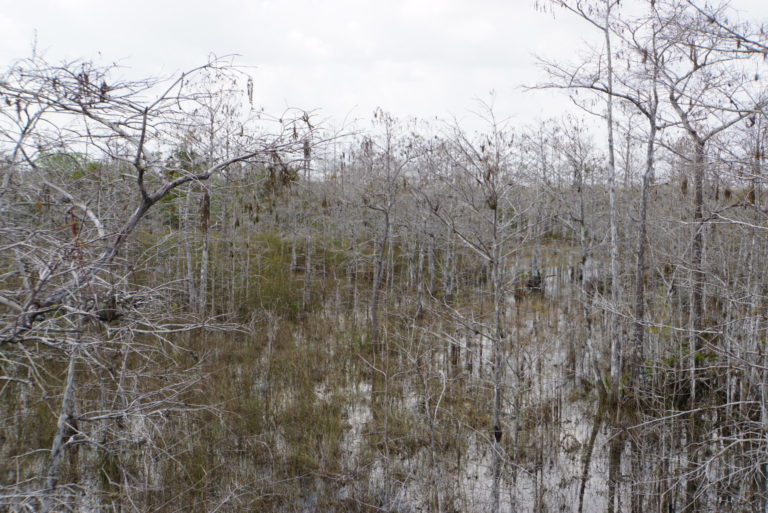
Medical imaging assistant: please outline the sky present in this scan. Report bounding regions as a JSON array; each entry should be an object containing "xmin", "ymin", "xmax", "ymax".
[{"xmin": 1, "ymin": 0, "xmax": 767, "ymax": 131}]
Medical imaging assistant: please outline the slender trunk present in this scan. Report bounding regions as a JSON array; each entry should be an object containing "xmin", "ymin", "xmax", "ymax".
[
  {"xmin": 761, "ymin": 302, "xmax": 768, "ymax": 513},
  {"xmin": 417, "ymin": 345, "xmax": 445, "ymax": 513},
  {"xmin": 198, "ymin": 190, "xmax": 210, "ymax": 317},
  {"xmin": 291, "ymin": 232, "xmax": 298, "ymax": 272},
  {"xmin": 371, "ymin": 210, "xmax": 390, "ymax": 362},
  {"xmin": 444, "ymin": 234, "xmax": 460, "ymax": 370},
  {"xmin": 608, "ymin": 430, "xmax": 625, "ymax": 513},
  {"xmin": 604, "ymin": 5, "xmax": 624, "ymax": 511},
  {"xmin": 303, "ymin": 139, "xmax": 313, "ymax": 312},
  {"xmin": 689, "ymin": 139, "xmax": 706, "ymax": 399},
  {"xmin": 42, "ymin": 347, "xmax": 78, "ymax": 513},
  {"xmin": 415, "ymin": 242, "xmax": 425, "ymax": 318},
  {"xmin": 579, "ymin": 399, "xmax": 604, "ymax": 513},
  {"xmin": 381, "ymin": 339, "xmax": 392, "ymax": 509},
  {"xmin": 605, "ymin": 0, "xmax": 622, "ymax": 397},
  {"xmin": 303, "ymin": 234, "xmax": 312, "ymax": 311},
  {"xmin": 229, "ymin": 206, "xmax": 237, "ymax": 312},
  {"xmin": 427, "ymin": 239, "xmax": 436, "ymax": 295},
  {"xmin": 631, "ymin": 118, "xmax": 656, "ymax": 387},
  {"xmin": 491, "ymin": 208, "xmax": 506, "ymax": 513},
  {"xmin": 624, "ymin": 125, "xmax": 632, "ymax": 187},
  {"xmin": 184, "ymin": 189, "xmax": 197, "ymax": 309},
  {"xmin": 630, "ymin": 439, "xmax": 643, "ymax": 513},
  {"xmin": 683, "ymin": 139, "xmax": 705, "ymax": 513}
]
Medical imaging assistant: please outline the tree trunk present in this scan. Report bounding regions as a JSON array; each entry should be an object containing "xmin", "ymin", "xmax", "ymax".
[
  {"xmin": 491, "ymin": 210, "xmax": 507, "ymax": 513},
  {"xmin": 184, "ymin": 189, "xmax": 198, "ymax": 310},
  {"xmin": 631, "ymin": 113, "xmax": 656, "ymax": 388},
  {"xmin": 370, "ymin": 210, "xmax": 390, "ymax": 362},
  {"xmin": 683, "ymin": 139, "xmax": 706, "ymax": 513},
  {"xmin": 42, "ymin": 347, "xmax": 78, "ymax": 513},
  {"xmin": 303, "ymin": 234, "xmax": 312, "ymax": 311},
  {"xmin": 604, "ymin": 5, "xmax": 624, "ymax": 511},
  {"xmin": 198, "ymin": 189, "xmax": 211, "ymax": 317},
  {"xmin": 605, "ymin": 0, "xmax": 622, "ymax": 400}
]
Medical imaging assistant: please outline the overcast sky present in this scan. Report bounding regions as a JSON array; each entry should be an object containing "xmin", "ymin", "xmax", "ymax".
[{"xmin": 2, "ymin": 0, "xmax": 767, "ymax": 130}]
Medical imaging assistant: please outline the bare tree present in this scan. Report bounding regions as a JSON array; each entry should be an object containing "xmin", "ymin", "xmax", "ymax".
[
  {"xmin": 416, "ymin": 105, "xmax": 532, "ymax": 513},
  {"xmin": 0, "ymin": 56, "xmax": 309, "ymax": 510}
]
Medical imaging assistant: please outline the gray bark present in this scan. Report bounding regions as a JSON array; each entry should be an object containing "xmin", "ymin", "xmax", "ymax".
[{"xmin": 41, "ymin": 347, "xmax": 78, "ymax": 513}]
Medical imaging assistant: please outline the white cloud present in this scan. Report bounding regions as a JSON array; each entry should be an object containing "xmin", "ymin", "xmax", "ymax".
[{"xmin": 2, "ymin": 0, "xmax": 766, "ymax": 130}]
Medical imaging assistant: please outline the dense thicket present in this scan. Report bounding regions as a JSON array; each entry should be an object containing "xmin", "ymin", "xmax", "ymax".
[{"xmin": 2, "ymin": 1, "xmax": 768, "ymax": 512}]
